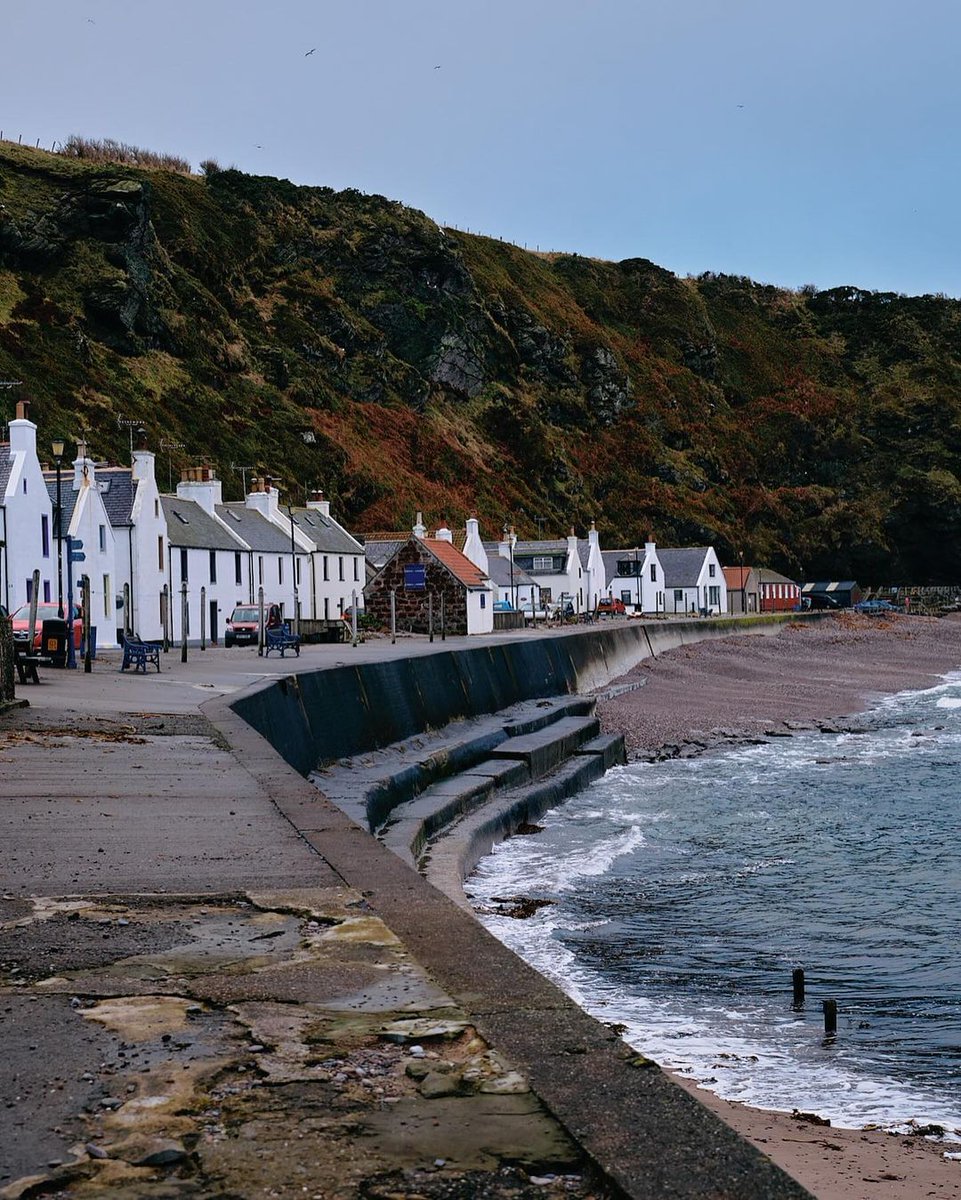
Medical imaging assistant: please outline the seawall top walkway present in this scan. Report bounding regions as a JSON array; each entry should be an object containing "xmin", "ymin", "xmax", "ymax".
[{"xmin": 0, "ymin": 626, "xmax": 811, "ymax": 1200}]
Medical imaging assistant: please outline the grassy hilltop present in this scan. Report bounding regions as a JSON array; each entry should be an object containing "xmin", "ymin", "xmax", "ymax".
[{"xmin": 2, "ymin": 141, "xmax": 960, "ymax": 582}]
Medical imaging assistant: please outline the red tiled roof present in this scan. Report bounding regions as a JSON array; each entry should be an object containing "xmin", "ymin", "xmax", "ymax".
[
  {"xmin": 423, "ymin": 537, "xmax": 489, "ymax": 589},
  {"xmin": 722, "ymin": 566, "xmax": 754, "ymax": 589}
]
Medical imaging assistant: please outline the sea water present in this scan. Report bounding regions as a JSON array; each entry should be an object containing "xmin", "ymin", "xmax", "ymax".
[{"xmin": 466, "ymin": 675, "xmax": 961, "ymax": 1132}]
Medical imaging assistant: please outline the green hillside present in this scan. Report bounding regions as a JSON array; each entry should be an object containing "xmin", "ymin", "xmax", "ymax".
[{"xmin": 2, "ymin": 141, "xmax": 959, "ymax": 583}]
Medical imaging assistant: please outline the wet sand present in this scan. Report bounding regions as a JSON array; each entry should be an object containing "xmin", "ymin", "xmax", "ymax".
[{"xmin": 597, "ymin": 612, "xmax": 961, "ymax": 1199}]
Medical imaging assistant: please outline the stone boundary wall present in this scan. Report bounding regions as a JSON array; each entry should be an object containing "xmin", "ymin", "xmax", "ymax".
[
  {"xmin": 0, "ymin": 617, "xmax": 14, "ymax": 705},
  {"xmin": 231, "ymin": 614, "xmax": 802, "ymax": 776}
]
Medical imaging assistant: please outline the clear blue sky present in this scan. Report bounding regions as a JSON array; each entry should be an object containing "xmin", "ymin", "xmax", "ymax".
[{"xmin": 4, "ymin": 0, "xmax": 958, "ymax": 295}]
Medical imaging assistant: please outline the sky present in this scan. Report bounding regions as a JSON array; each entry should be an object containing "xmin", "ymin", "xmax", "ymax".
[{"xmin": 3, "ymin": 0, "xmax": 960, "ymax": 296}]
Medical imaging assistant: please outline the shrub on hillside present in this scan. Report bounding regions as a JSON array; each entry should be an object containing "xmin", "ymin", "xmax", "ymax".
[{"xmin": 59, "ymin": 135, "xmax": 191, "ymax": 174}]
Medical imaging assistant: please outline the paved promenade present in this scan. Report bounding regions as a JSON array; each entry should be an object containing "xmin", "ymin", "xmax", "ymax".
[{"xmin": 0, "ymin": 633, "xmax": 811, "ymax": 1200}]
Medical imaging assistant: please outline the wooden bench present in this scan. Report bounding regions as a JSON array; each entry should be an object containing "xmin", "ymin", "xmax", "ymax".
[
  {"xmin": 120, "ymin": 634, "xmax": 162, "ymax": 673},
  {"xmin": 264, "ymin": 625, "xmax": 301, "ymax": 657},
  {"xmin": 13, "ymin": 648, "xmax": 51, "ymax": 684}
]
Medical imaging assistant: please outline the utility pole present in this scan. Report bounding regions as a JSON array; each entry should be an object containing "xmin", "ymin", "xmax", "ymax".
[
  {"xmin": 231, "ymin": 462, "xmax": 255, "ymax": 497},
  {"xmin": 117, "ymin": 415, "xmax": 143, "ymax": 465},
  {"xmin": 160, "ymin": 439, "xmax": 185, "ymax": 492}
]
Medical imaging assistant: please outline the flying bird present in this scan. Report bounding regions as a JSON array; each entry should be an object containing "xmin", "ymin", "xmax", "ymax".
[
  {"xmin": 305, "ymin": 48, "xmax": 316, "ymax": 56},
  {"xmin": 434, "ymin": 65, "xmax": 442, "ymax": 69}
]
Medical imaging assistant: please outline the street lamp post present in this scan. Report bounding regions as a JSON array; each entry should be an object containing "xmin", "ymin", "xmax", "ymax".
[
  {"xmin": 51, "ymin": 438, "xmax": 65, "ymax": 617},
  {"xmin": 503, "ymin": 523, "xmax": 517, "ymax": 611},
  {"xmin": 287, "ymin": 504, "xmax": 299, "ymax": 633},
  {"xmin": 739, "ymin": 550, "xmax": 746, "ymax": 615}
]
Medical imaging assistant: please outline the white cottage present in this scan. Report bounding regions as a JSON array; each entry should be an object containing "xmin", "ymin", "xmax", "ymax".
[
  {"xmin": 161, "ymin": 469, "xmax": 251, "ymax": 644},
  {"xmin": 493, "ymin": 529, "xmax": 585, "ymax": 614},
  {"xmin": 602, "ymin": 541, "xmax": 665, "ymax": 614},
  {"xmin": 289, "ymin": 490, "xmax": 366, "ymax": 620},
  {"xmin": 0, "ymin": 401, "xmax": 55, "ymax": 615},
  {"xmin": 99, "ymin": 447, "xmax": 168, "ymax": 640},
  {"xmin": 43, "ymin": 442, "xmax": 119, "ymax": 647},
  {"xmin": 657, "ymin": 546, "xmax": 727, "ymax": 615},
  {"xmin": 462, "ymin": 516, "xmax": 538, "ymax": 610}
]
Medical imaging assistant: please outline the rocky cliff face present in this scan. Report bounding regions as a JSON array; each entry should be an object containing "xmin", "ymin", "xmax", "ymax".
[{"xmin": 2, "ymin": 142, "xmax": 961, "ymax": 582}]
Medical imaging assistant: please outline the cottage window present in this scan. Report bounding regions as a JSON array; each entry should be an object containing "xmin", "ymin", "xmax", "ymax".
[
  {"xmin": 209, "ymin": 551, "xmax": 217, "ymax": 584},
  {"xmin": 180, "ymin": 549, "xmax": 188, "ymax": 582},
  {"xmin": 258, "ymin": 556, "xmax": 264, "ymax": 586},
  {"xmin": 708, "ymin": 586, "xmax": 720, "ymax": 607},
  {"xmin": 154, "ymin": 499, "xmax": 159, "ymax": 518},
  {"xmin": 674, "ymin": 588, "xmax": 684, "ymax": 603},
  {"xmin": 103, "ymin": 575, "xmax": 111, "ymax": 617},
  {"xmin": 532, "ymin": 556, "xmax": 553, "ymax": 571},
  {"xmin": 353, "ymin": 558, "xmax": 359, "ymax": 581},
  {"xmin": 338, "ymin": 556, "xmax": 344, "ymax": 581},
  {"xmin": 158, "ymin": 536, "xmax": 164, "ymax": 569},
  {"xmin": 278, "ymin": 557, "xmax": 284, "ymax": 585},
  {"xmin": 234, "ymin": 552, "xmax": 242, "ymax": 585},
  {"xmin": 296, "ymin": 558, "xmax": 302, "ymax": 586},
  {"xmin": 323, "ymin": 556, "xmax": 329, "ymax": 581},
  {"xmin": 480, "ymin": 593, "xmax": 486, "ymax": 608},
  {"xmin": 650, "ymin": 563, "xmax": 657, "ymax": 582},
  {"xmin": 43, "ymin": 580, "xmax": 51, "ymax": 602},
  {"xmin": 324, "ymin": 598, "xmax": 330, "ymax": 620},
  {"xmin": 99, "ymin": 524, "xmax": 106, "ymax": 552},
  {"xmin": 708, "ymin": 563, "xmax": 716, "ymax": 578},
  {"xmin": 41, "ymin": 514, "xmax": 49, "ymax": 558},
  {"xmin": 22, "ymin": 479, "xmax": 26, "ymax": 495}
]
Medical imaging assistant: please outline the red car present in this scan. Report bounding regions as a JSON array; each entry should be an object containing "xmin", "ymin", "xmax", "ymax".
[
  {"xmin": 10, "ymin": 603, "xmax": 83, "ymax": 650},
  {"xmin": 595, "ymin": 597, "xmax": 627, "ymax": 617}
]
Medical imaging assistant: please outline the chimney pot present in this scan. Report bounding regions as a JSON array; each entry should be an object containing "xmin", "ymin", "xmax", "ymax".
[{"xmin": 14, "ymin": 400, "xmax": 29, "ymax": 421}]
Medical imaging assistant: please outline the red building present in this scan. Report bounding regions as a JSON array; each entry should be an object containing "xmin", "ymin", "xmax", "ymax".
[{"xmin": 757, "ymin": 568, "xmax": 801, "ymax": 612}]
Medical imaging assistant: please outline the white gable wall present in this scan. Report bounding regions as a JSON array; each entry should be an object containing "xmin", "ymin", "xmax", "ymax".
[{"xmin": 2, "ymin": 415, "xmax": 55, "ymax": 614}]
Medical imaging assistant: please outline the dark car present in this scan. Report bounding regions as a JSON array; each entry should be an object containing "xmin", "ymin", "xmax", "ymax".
[{"xmin": 853, "ymin": 598, "xmax": 901, "ymax": 614}]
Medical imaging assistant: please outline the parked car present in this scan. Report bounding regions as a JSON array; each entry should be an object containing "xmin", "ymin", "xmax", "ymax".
[
  {"xmin": 595, "ymin": 597, "xmax": 627, "ymax": 617},
  {"xmin": 225, "ymin": 604, "xmax": 264, "ymax": 647},
  {"xmin": 853, "ymin": 598, "xmax": 901, "ymax": 614},
  {"xmin": 493, "ymin": 600, "xmax": 514, "ymax": 612},
  {"xmin": 10, "ymin": 603, "xmax": 83, "ymax": 649}
]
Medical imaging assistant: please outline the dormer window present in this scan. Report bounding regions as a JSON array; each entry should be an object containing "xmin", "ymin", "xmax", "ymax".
[
  {"xmin": 533, "ymin": 556, "xmax": 553, "ymax": 571},
  {"xmin": 708, "ymin": 563, "xmax": 716, "ymax": 578}
]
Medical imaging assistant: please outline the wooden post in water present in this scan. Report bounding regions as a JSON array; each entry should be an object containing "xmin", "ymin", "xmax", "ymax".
[
  {"xmin": 428, "ymin": 593, "xmax": 434, "ymax": 643},
  {"xmin": 390, "ymin": 589, "xmax": 396, "ymax": 644},
  {"xmin": 792, "ymin": 968, "xmax": 805, "ymax": 1008},
  {"xmin": 823, "ymin": 999, "xmax": 837, "ymax": 1035}
]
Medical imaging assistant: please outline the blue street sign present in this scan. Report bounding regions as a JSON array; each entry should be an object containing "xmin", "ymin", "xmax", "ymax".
[
  {"xmin": 70, "ymin": 538, "xmax": 84, "ymax": 550},
  {"xmin": 70, "ymin": 551, "xmax": 86, "ymax": 563}
]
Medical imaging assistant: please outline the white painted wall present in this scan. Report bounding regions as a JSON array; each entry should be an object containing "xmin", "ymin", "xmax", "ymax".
[
  {"xmin": 66, "ymin": 452, "xmax": 119, "ymax": 647},
  {"xmin": 1, "ymin": 413, "xmax": 55, "ymax": 615},
  {"xmin": 466, "ymin": 587, "xmax": 494, "ymax": 634},
  {"xmin": 126, "ymin": 451, "xmax": 167, "ymax": 640}
]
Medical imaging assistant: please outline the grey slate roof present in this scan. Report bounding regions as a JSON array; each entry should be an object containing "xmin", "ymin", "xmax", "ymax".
[
  {"xmin": 657, "ymin": 547, "xmax": 714, "ymax": 588},
  {"xmin": 291, "ymin": 508, "xmax": 364, "ymax": 555},
  {"xmin": 756, "ymin": 567, "xmax": 798, "ymax": 586},
  {"xmin": 162, "ymin": 497, "xmax": 246, "ymax": 551},
  {"xmin": 0, "ymin": 448, "xmax": 12, "ymax": 498},
  {"xmin": 512, "ymin": 539, "xmax": 570, "ymax": 555},
  {"xmin": 364, "ymin": 538, "xmax": 405, "ymax": 569},
  {"xmin": 216, "ymin": 504, "xmax": 294, "ymax": 553},
  {"xmin": 93, "ymin": 467, "xmax": 137, "ymax": 526},
  {"xmin": 44, "ymin": 478, "xmax": 80, "ymax": 530},
  {"xmin": 486, "ymin": 556, "xmax": 537, "ymax": 588}
]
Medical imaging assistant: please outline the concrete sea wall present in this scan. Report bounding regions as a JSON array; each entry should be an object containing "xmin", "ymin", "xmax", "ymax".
[{"xmin": 232, "ymin": 614, "xmax": 795, "ymax": 776}]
